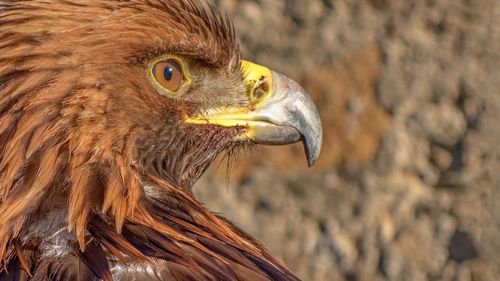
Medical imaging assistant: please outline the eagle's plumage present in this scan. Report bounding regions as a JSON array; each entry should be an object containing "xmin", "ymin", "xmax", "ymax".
[{"xmin": 0, "ymin": 1, "xmax": 322, "ymax": 280}]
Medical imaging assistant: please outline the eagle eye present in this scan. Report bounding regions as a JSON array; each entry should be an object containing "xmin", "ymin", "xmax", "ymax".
[{"xmin": 152, "ymin": 60, "xmax": 184, "ymax": 93}]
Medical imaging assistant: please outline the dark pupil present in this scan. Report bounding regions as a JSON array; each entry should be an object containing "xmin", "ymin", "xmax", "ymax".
[{"xmin": 164, "ymin": 66, "xmax": 173, "ymax": 81}]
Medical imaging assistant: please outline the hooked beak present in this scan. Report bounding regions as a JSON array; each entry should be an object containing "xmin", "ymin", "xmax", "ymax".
[{"xmin": 186, "ymin": 61, "xmax": 322, "ymax": 167}]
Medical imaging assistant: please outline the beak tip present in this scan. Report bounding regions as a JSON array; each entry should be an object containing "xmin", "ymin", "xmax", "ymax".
[
  {"xmin": 304, "ymin": 140, "xmax": 321, "ymax": 168},
  {"xmin": 302, "ymin": 125, "xmax": 322, "ymax": 168}
]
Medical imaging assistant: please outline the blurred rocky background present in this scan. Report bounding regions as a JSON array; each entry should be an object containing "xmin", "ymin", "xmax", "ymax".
[{"xmin": 195, "ymin": 0, "xmax": 500, "ymax": 280}]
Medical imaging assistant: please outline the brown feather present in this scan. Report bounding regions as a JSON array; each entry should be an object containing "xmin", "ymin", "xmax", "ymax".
[
  {"xmin": 0, "ymin": 240, "xmax": 36, "ymax": 281},
  {"xmin": 75, "ymin": 240, "xmax": 113, "ymax": 281},
  {"xmin": 0, "ymin": 258, "xmax": 30, "ymax": 281},
  {"xmin": 31, "ymin": 256, "xmax": 99, "ymax": 281},
  {"xmin": 0, "ymin": 144, "xmax": 63, "ymax": 259},
  {"xmin": 12, "ymin": 239, "xmax": 32, "ymax": 278},
  {"xmin": 87, "ymin": 215, "xmax": 148, "ymax": 262},
  {"xmin": 67, "ymin": 152, "xmax": 96, "ymax": 249}
]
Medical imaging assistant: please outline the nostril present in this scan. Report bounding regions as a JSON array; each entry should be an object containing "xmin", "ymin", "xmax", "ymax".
[
  {"xmin": 251, "ymin": 76, "xmax": 270, "ymax": 101},
  {"xmin": 253, "ymin": 86, "xmax": 266, "ymax": 100}
]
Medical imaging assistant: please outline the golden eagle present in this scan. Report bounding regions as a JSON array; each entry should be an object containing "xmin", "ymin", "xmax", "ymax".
[{"xmin": 0, "ymin": 1, "xmax": 322, "ymax": 280}]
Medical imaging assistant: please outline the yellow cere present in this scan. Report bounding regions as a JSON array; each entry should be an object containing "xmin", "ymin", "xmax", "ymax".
[
  {"xmin": 241, "ymin": 60, "xmax": 273, "ymax": 104},
  {"xmin": 185, "ymin": 61, "xmax": 274, "ymax": 128}
]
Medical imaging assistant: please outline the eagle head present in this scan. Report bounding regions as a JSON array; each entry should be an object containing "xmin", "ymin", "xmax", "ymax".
[{"xmin": 0, "ymin": 1, "xmax": 322, "ymax": 280}]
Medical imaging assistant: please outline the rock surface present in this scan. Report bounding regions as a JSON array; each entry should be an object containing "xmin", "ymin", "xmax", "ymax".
[{"xmin": 196, "ymin": 1, "xmax": 500, "ymax": 280}]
